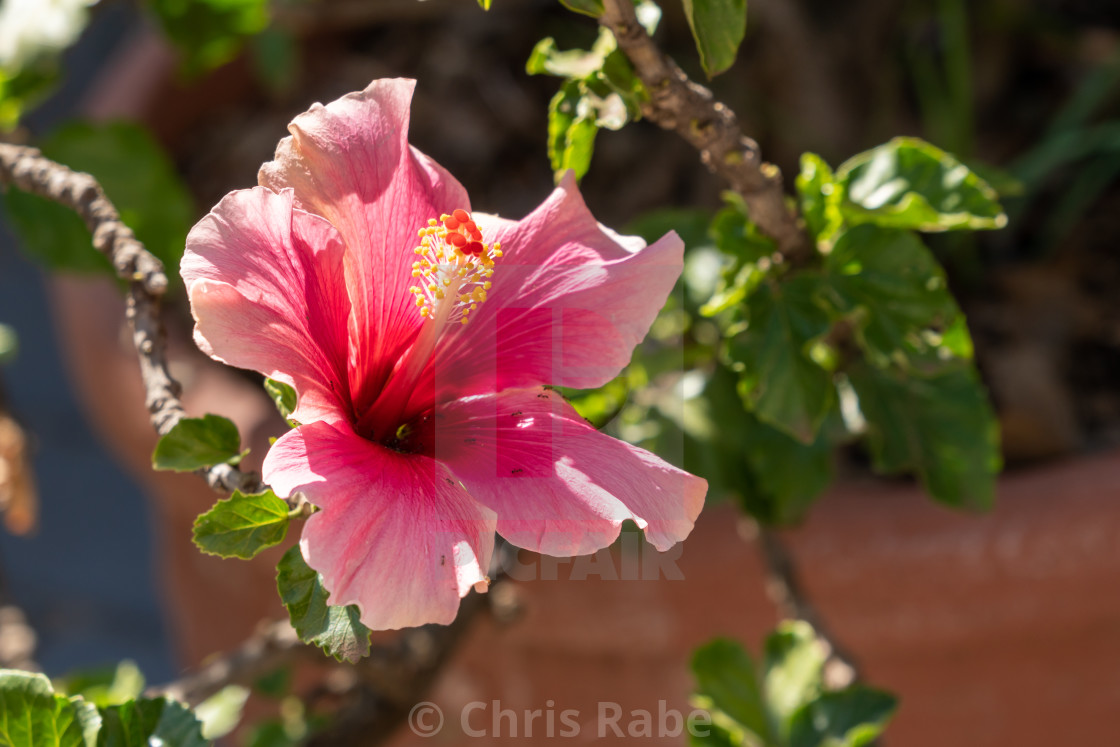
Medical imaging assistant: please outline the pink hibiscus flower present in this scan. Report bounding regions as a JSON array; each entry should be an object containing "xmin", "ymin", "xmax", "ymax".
[{"xmin": 181, "ymin": 79, "xmax": 707, "ymax": 630}]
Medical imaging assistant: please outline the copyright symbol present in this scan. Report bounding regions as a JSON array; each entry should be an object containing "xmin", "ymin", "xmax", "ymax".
[{"xmin": 409, "ymin": 701, "xmax": 444, "ymax": 737}]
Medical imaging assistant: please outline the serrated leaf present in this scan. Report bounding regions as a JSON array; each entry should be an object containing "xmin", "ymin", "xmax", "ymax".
[
  {"xmin": 740, "ymin": 411, "xmax": 832, "ymax": 525},
  {"xmin": 559, "ymin": 0, "xmax": 604, "ymax": 16},
  {"xmin": 152, "ymin": 414, "xmax": 244, "ymax": 472},
  {"xmin": 763, "ymin": 621, "xmax": 827, "ymax": 740},
  {"xmin": 848, "ymin": 361, "xmax": 1000, "ymax": 510},
  {"xmin": 835, "ymin": 137, "xmax": 1007, "ymax": 232},
  {"xmin": 823, "ymin": 224, "xmax": 958, "ymax": 368},
  {"xmin": 3, "ymin": 121, "xmax": 194, "ymax": 282},
  {"xmin": 682, "ymin": 0, "xmax": 748, "ymax": 78},
  {"xmin": 276, "ymin": 547, "xmax": 371, "ymax": 663},
  {"xmin": 796, "ymin": 152, "xmax": 842, "ymax": 243},
  {"xmin": 0, "ymin": 671, "xmax": 97, "ymax": 747},
  {"xmin": 789, "ymin": 687, "xmax": 897, "ymax": 747},
  {"xmin": 727, "ymin": 276, "xmax": 834, "ymax": 442},
  {"xmin": 97, "ymin": 698, "xmax": 206, "ymax": 747},
  {"xmin": 690, "ymin": 639, "xmax": 772, "ymax": 745},
  {"xmin": 263, "ymin": 378, "xmax": 298, "ymax": 424},
  {"xmin": 193, "ymin": 490, "xmax": 290, "ymax": 559},
  {"xmin": 546, "ymin": 81, "xmax": 599, "ymax": 182}
]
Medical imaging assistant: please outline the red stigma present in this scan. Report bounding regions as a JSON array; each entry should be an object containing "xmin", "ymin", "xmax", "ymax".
[
  {"xmin": 452, "ymin": 209, "xmax": 470, "ymax": 224},
  {"xmin": 445, "ymin": 232, "xmax": 467, "ymax": 248},
  {"xmin": 465, "ymin": 241, "xmax": 483, "ymax": 256}
]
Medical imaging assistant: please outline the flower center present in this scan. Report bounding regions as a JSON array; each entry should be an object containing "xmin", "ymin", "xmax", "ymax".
[{"xmin": 409, "ymin": 208, "xmax": 501, "ymax": 328}]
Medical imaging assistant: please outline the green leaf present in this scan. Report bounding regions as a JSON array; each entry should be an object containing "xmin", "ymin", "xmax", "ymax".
[
  {"xmin": 54, "ymin": 662, "xmax": 145, "ymax": 709},
  {"xmin": 822, "ymin": 225, "xmax": 958, "ymax": 368},
  {"xmin": 0, "ymin": 65, "xmax": 61, "ymax": 132},
  {"xmin": 546, "ymin": 80, "xmax": 599, "ymax": 182},
  {"xmin": 763, "ymin": 621, "xmax": 827, "ymax": 740},
  {"xmin": 3, "ymin": 121, "xmax": 194, "ymax": 281},
  {"xmin": 789, "ymin": 687, "xmax": 898, "ymax": 747},
  {"xmin": 263, "ymin": 378, "xmax": 298, "ymax": 424},
  {"xmin": 0, "ymin": 671, "xmax": 98, "ymax": 747},
  {"xmin": 0, "ymin": 324, "xmax": 16, "ymax": 366},
  {"xmin": 97, "ymin": 698, "xmax": 206, "ymax": 747},
  {"xmin": 727, "ymin": 276, "xmax": 833, "ymax": 442},
  {"xmin": 559, "ymin": 0, "xmax": 604, "ymax": 16},
  {"xmin": 527, "ymin": 30, "xmax": 614, "ymax": 78},
  {"xmin": 249, "ymin": 26, "xmax": 299, "ymax": 97},
  {"xmin": 796, "ymin": 153, "xmax": 842, "ymax": 243},
  {"xmin": 700, "ymin": 195, "xmax": 776, "ymax": 316},
  {"xmin": 147, "ymin": 0, "xmax": 270, "ymax": 75},
  {"xmin": 193, "ymin": 489, "xmax": 290, "ymax": 560},
  {"xmin": 152, "ymin": 414, "xmax": 244, "ymax": 472},
  {"xmin": 276, "ymin": 547, "xmax": 372, "ymax": 663},
  {"xmin": 194, "ymin": 686, "xmax": 249, "ymax": 740},
  {"xmin": 690, "ymin": 639, "xmax": 772, "ymax": 745},
  {"xmin": 740, "ymin": 411, "xmax": 833, "ymax": 525},
  {"xmin": 477, "ymin": 0, "xmax": 492, "ymax": 8},
  {"xmin": 682, "ymin": 0, "xmax": 748, "ymax": 78},
  {"xmin": 848, "ymin": 362, "xmax": 1000, "ymax": 510},
  {"xmin": 835, "ymin": 137, "xmax": 1007, "ymax": 232}
]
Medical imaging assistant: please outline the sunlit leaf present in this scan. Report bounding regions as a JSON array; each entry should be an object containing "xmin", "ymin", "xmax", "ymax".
[
  {"xmin": 789, "ymin": 687, "xmax": 898, "ymax": 747},
  {"xmin": 559, "ymin": 0, "xmax": 604, "ymax": 16},
  {"xmin": 546, "ymin": 80, "xmax": 599, "ymax": 181},
  {"xmin": 682, "ymin": 0, "xmax": 748, "ymax": 78},
  {"xmin": 193, "ymin": 489, "xmax": 290, "ymax": 560},
  {"xmin": 264, "ymin": 378, "xmax": 298, "ymax": 424},
  {"xmin": 822, "ymin": 224, "xmax": 958, "ymax": 368},
  {"xmin": 727, "ymin": 276, "xmax": 833, "ymax": 442},
  {"xmin": 276, "ymin": 547, "xmax": 371, "ymax": 663},
  {"xmin": 835, "ymin": 137, "xmax": 1006, "ymax": 232},
  {"xmin": 0, "ymin": 671, "xmax": 97, "ymax": 747},
  {"xmin": 152, "ymin": 414, "xmax": 245, "ymax": 472},
  {"xmin": 763, "ymin": 621, "xmax": 826, "ymax": 741},
  {"xmin": 796, "ymin": 152, "xmax": 842, "ymax": 243},
  {"xmin": 690, "ymin": 639, "xmax": 772, "ymax": 745},
  {"xmin": 98, "ymin": 698, "xmax": 206, "ymax": 747},
  {"xmin": 848, "ymin": 361, "xmax": 1000, "ymax": 510}
]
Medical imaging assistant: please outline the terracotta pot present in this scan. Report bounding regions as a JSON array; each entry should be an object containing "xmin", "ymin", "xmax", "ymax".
[{"xmin": 382, "ymin": 451, "xmax": 1120, "ymax": 746}]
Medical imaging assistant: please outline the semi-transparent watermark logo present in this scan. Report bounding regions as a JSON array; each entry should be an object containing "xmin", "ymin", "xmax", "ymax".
[
  {"xmin": 408, "ymin": 700, "xmax": 713, "ymax": 739},
  {"xmin": 497, "ymin": 530, "xmax": 686, "ymax": 582}
]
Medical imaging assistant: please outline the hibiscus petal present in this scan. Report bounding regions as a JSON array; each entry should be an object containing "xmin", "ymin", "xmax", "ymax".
[
  {"xmin": 182, "ymin": 187, "xmax": 351, "ymax": 423},
  {"xmin": 433, "ymin": 388, "xmax": 706, "ymax": 556},
  {"xmin": 415, "ymin": 173, "xmax": 684, "ymax": 413},
  {"xmin": 258, "ymin": 78, "xmax": 470, "ymax": 414},
  {"xmin": 264, "ymin": 421, "xmax": 496, "ymax": 630}
]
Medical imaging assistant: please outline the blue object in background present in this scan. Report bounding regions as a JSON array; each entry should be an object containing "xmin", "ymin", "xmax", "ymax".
[{"xmin": 0, "ymin": 3, "xmax": 174, "ymax": 682}]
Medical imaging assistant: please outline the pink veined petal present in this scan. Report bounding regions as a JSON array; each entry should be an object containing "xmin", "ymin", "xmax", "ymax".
[
  {"xmin": 405, "ymin": 172, "xmax": 684, "ymax": 418},
  {"xmin": 263, "ymin": 421, "xmax": 496, "ymax": 631},
  {"xmin": 432, "ymin": 388, "xmax": 707, "ymax": 556},
  {"xmin": 257, "ymin": 78, "xmax": 470, "ymax": 417},
  {"xmin": 182, "ymin": 187, "xmax": 352, "ymax": 424}
]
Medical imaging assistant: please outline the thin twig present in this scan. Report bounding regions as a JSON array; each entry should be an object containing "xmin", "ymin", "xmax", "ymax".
[
  {"xmin": 0, "ymin": 144, "xmax": 261, "ymax": 497},
  {"xmin": 748, "ymin": 521, "xmax": 859, "ymax": 688},
  {"xmin": 598, "ymin": 0, "xmax": 813, "ymax": 266}
]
